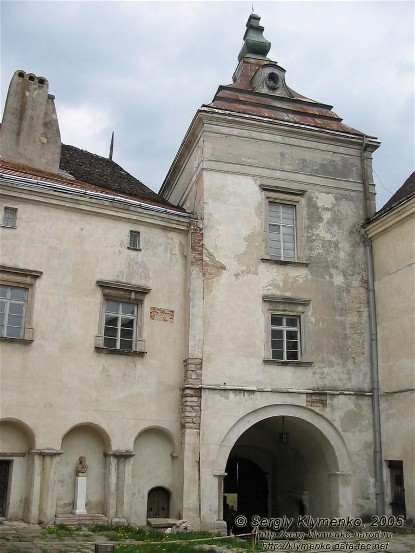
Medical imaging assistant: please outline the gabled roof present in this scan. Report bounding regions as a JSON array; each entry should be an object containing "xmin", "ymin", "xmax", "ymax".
[
  {"xmin": 374, "ymin": 171, "xmax": 415, "ymax": 218},
  {"xmin": 59, "ymin": 144, "xmax": 179, "ymax": 209},
  {"xmin": 0, "ymin": 152, "xmax": 186, "ymax": 213}
]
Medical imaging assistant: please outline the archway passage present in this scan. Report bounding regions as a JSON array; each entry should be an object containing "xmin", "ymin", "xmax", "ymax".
[
  {"xmin": 224, "ymin": 457, "xmax": 268, "ymax": 533},
  {"xmin": 223, "ymin": 415, "xmax": 339, "ymax": 527}
]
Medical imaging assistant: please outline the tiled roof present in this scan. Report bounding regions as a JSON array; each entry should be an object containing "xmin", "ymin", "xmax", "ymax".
[
  {"xmin": 375, "ymin": 171, "xmax": 415, "ymax": 218},
  {"xmin": 60, "ymin": 144, "xmax": 179, "ymax": 209},
  {"xmin": 0, "ymin": 146, "xmax": 185, "ymax": 212},
  {"xmin": 206, "ymin": 58, "xmax": 369, "ymax": 138}
]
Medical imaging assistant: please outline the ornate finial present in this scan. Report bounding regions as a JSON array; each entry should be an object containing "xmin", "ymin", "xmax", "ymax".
[
  {"xmin": 109, "ymin": 131, "xmax": 114, "ymax": 161},
  {"xmin": 238, "ymin": 13, "xmax": 271, "ymax": 61}
]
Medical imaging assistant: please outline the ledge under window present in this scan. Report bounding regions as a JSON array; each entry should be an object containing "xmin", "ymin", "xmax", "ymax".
[
  {"xmin": 0, "ymin": 336, "xmax": 33, "ymax": 345},
  {"xmin": 263, "ymin": 359, "xmax": 313, "ymax": 367},
  {"xmin": 95, "ymin": 336, "xmax": 146, "ymax": 356},
  {"xmin": 95, "ymin": 346, "xmax": 146, "ymax": 357},
  {"xmin": 261, "ymin": 258, "xmax": 309, "ymax": 267}
]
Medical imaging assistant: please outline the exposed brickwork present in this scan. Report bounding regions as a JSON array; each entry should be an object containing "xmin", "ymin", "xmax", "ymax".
[
  {"xmin": 183, "ymin": 358, "xmax": 202, "ymax": 386},
  {"xmin": 191, "ymin": 221, "xmax": 203, "ymax": 271},
  {"xmin": 181, "ymin": 358, "xmax": 202, "ymax": 429},
  {"xmin": 306, "ymin": 393, "xmax": 328, "ymax": 408},
  {"xmin": 150, "ymin": 307, "xmax": 174, "ymax": 323}
]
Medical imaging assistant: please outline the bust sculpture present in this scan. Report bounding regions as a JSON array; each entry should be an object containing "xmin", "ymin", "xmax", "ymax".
[{"xmin": 76, "ymin": 456, "xmax": 88, "ymax": 476}]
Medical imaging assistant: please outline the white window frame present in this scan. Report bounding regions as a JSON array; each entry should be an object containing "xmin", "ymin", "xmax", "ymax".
[
  {"xmin": 1, "ymin": 207, "xmax": 17, "ymax": 228},
  {"xmin": 128, "ymin": 230, "xmax": 141, "ymax": 251},
  {"xmin": 0, "ymin": 286, "xmax": 27, "ymax": 339},
  {"xmin": 0, "ymin": 266, "xmax": 42, "ymax": 342},
  {"xmin": 261, "ymin": 187, "xmax": 306, "ymax": 264},
  {"xmin": 95, "ymin": 280, "xmax": 150, "ymax": 355},
  {"xmin": 268, "ymin": 202, "xmax": 297, "ymax": 261},
  {"xmin": 270, "ymin": 314, "xmax": 301, "ymax": 361},
  {"xmin": 263, "ymin": 295, "xmax": 312, "ymax": 365}
]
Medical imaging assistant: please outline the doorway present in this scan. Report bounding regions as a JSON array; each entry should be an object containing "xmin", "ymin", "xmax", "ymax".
[
  {"xmin": 0, "ymin": 460, "xmax": 11, "ymax": 517},
  {"xmin": 147, "ymin": 486, "xmax": 170, "ymax": 518},
  {"xmin": 388, "ymin": 461, "xmax": 406, "ymax": 517}
]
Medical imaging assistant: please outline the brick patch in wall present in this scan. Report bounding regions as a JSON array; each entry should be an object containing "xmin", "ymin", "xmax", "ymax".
[
  {"xmin": 306, "ymin": 393, "xmax": 327, "ymax": 408},
  {"xmin": 150, "ymin": 307, "xmax": 174, "ymax": 323}
]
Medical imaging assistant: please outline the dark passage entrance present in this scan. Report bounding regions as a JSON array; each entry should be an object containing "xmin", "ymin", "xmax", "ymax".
[
  {"xmin": 388, "ymin": 461, "xmax": 406, "ymax": 517},
  {"xmin": 224, "ymin": 456, "xmax": 268, "ymax": 532},
  {"xmin": 0, "ymin": 461, "xmax": 11, "ymax": 517}
]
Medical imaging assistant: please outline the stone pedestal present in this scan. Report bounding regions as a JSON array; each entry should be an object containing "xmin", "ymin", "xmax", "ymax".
[{"xmin": 74, "ymin": 476, "xmax": 87, "ymax": 515}]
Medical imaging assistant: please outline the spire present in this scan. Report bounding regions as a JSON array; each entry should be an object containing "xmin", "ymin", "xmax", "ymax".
[
  {"xmin": 109, "ymin": 131, "xmax": 114, "ymax": 161},
  {"xmin": 238, "ymin": 13, "xmax": 271, "ymax": 61}
]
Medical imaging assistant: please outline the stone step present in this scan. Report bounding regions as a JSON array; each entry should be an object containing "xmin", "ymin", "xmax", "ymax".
[{"xmin": 54, "ymin": 513, "xmax": 108, "ymax": 526}]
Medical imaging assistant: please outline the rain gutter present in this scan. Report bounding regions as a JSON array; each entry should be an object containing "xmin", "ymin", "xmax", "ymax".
[
  {"xmin": 0, "ymin": 172, "xmax": 195, "ymax": 220},
  {"xmin": 361, "ymin": 136, "xmax": 385, "ymax": 515}
]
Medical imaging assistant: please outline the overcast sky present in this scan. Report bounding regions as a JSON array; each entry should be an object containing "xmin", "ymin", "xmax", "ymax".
[{"xmin": 2, "ymin": 0, "xmax": 414, "ymax": 209}]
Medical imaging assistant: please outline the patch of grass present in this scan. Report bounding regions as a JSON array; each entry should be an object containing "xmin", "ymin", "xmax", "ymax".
[{"xmin": 41, "ymin": 524, "xmax": 79, "ymax": 540}]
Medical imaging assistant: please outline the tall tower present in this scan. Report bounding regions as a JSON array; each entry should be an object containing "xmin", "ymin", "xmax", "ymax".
[{"xmin": 161, "ymin": 14, "xmax": 380, "ymax": 529}]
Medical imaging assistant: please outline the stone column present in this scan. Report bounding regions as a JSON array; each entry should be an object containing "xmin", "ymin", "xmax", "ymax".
[
  {"xmin": 25, "ymin": 450, "xmax": 43, "ymax": 523},
  {"xmin": 105, "ymin": 450, "xmax": 135, "ymax": 525},
  {"xmin": 37, "ymin": 448, "xmax": 63, "ymax": 524},
  {"xmin": 214, "ymin": 472, "xmax": 227, "ymax": 534}
]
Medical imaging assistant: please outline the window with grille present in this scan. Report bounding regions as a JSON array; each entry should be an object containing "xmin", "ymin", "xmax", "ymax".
[
  {"xmin": 2, "ymin": 207, "xmax": 17, "ymax": 228},
  {"xmin": 271, "ymin": 315, "xmax": 300, "ymax": 361},
  {"xmin": 0, "ymin": 286, "xmax": 27, "ymax": 339},
  {"xmin": 268, "ymin": 203, "xmax": 296, "ymax": 261}
]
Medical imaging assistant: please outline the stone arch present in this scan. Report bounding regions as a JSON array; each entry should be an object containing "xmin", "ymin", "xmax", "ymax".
[
  {"xmin": 130, "ymin": 427, "xmax": 177, "ymax": 525},
  {"xmin": 56, "ymin": 423, "xmax": 110, "ymax": 516},
  {"xmin": 61, "ymin": 422, "xmax": 111, "ymax": 451},
  {"xmin": 0, "ymin": 418, "xmax": 36, "ymax": 450},
  {"xmin": 0, "ymin": 418, "xmax": 36, "ymax": 520},
  {"xmin": 214, "ymin": 404, "xmax": 352, "ymax": 517}
]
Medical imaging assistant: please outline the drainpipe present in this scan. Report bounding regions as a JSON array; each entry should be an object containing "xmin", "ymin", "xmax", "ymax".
[{"xmin": 361, "ymin": 135, "xmax": 385, "ymax": 515}]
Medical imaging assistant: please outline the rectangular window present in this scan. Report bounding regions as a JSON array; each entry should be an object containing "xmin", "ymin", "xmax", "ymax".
[
  {"xmin": 104, "ymin": 300, "xmax": 137, "ymax": 351},
  {"xmin": 95, "ymin": 280, "xmax": 150, "ymax": 355},
  {"xmin": 271, "ymin": 315, "xmax": 300, "ymax": 361},
  {"xmin": 0, "ymin": 285, "xmax": 27, "ymax": 339},
  {"xmin": 268, "ymin": 202, "xmax": 296, "ymax": 261},
  {"xmin": 128, "ymin": 230, "xmax": 140, "ymax": 250},
  {"xmin": 2, "ymin": 207, "xmax": 17, "ymax": 228}
]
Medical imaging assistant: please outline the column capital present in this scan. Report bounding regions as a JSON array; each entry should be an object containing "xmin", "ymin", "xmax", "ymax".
[
  {"xmin": 30, "ymin": 448, "xmax": 63, "ymax": 456},
  {"xmin": 104, "ymin": 450, "xmax": 135, "ymax": 458}
]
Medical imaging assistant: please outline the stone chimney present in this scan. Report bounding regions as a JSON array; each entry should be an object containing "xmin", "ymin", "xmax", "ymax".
[{"xmin": 0, "ymin": 70, "xmax": 61, "ymax": 173}]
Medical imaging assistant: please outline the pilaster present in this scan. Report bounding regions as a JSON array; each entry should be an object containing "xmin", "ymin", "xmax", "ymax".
[
  {"xmin": 105, "ymin": 450, "xmax": 135, "ymax": 524},
  {"xmin": 35, "ymin": 448, "xmax": 63, "ymax": 524}
]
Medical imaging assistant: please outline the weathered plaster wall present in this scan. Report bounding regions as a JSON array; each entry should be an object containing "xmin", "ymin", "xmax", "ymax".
[
  {"xmin": 368, "ymin": 200, "xmax": 415, "ymax": 521},
  {"xmin": 165, "ymin": 112, "xmax": 376, "ymax": 528},
  {"xmin": 0, "ymin": 191, "xmax": 190, "ymax": 521}
]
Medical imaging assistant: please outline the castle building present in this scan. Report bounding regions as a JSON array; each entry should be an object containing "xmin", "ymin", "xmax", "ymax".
[{"xmin": 0, "ymin": 14, "xmax": 412, "ymax": 528}]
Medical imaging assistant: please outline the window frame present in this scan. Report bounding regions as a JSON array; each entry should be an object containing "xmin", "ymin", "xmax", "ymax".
[
  {"xmin": 95, "ymin": 280, "xmax": 151, "ymax": 355},
  {"xmin": 261, "ymin": 187, "xmax": 306, "ymax": 264},
  {"xmin": 263, "ymin": 295, "xmax": 312, "ymax": 366},
  {"xmin": 0, "ymin": 266, "xmax": 42, "ymax": 343},
  {"xmin": 270, "ymin": 314, "xmax": 301, "ymax": 361},
  {"xmin": 128, "ymin": 230, "xmax": 141, "ymax": 251},
  {"xmin": 1, "ymin": 207, "xmax": 17, "ymax": 228}
]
